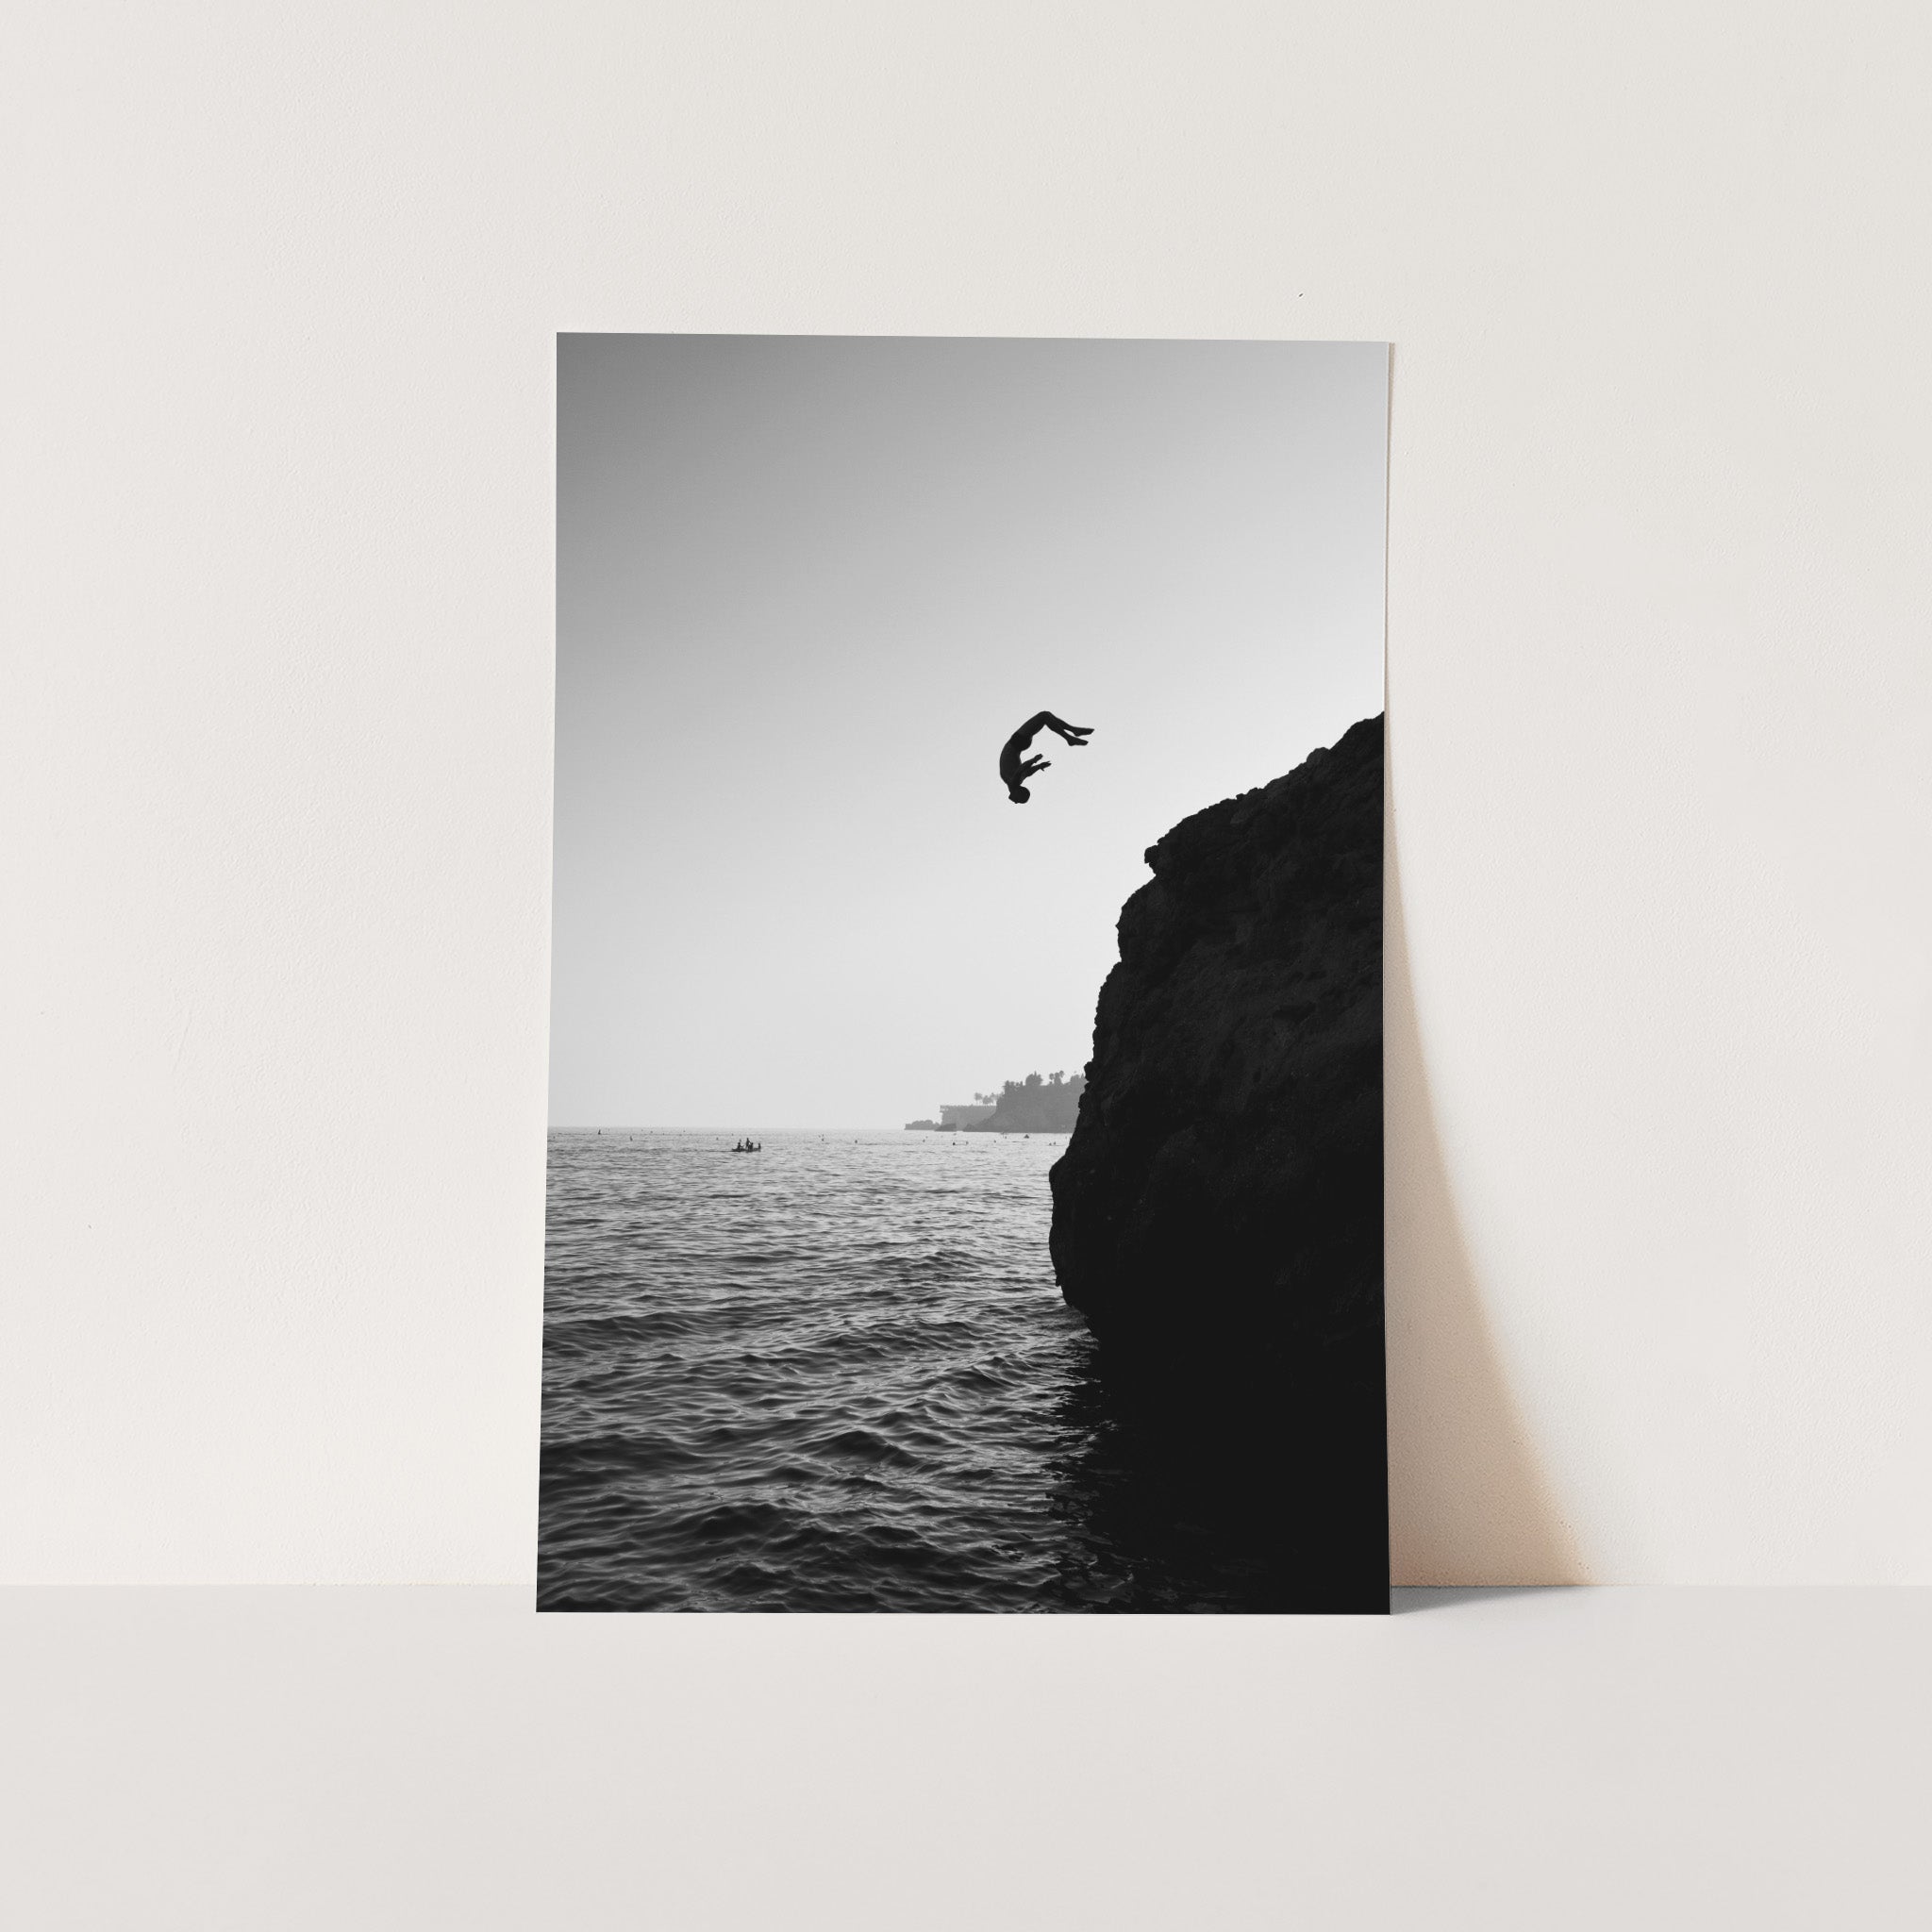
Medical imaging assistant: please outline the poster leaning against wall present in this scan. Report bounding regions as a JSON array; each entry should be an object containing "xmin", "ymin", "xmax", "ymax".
[{"xmin": 541, "ymin": 335, "xmax": 1389, "ymax": 1613}]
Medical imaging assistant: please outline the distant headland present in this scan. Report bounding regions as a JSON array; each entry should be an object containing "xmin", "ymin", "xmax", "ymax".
[{"xmin": 905, "ymin": 1071, "xmax": 1085, "ymax": 1135}]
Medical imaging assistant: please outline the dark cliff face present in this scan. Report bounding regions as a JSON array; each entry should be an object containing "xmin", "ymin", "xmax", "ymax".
[{"xmin": 1047, "ymin": 714, "xmax": 1385, "ymax": 1607}]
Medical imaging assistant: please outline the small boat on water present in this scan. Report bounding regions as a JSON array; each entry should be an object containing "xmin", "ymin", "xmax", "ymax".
[{"xmin": 730, "ymin": 1140, "xmax": 762, "ymax": 1153}]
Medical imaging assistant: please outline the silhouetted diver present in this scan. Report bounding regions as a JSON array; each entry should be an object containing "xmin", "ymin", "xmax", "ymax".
[{"xmin": 1000, "ymin": 711, "xmax": 1092, "ymax": 803}]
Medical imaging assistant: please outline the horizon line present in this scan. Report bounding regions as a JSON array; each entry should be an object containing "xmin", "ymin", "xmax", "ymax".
[{"xmin": 547, "ymin": 1124, "xmax": 1070, "ymax": 1135}]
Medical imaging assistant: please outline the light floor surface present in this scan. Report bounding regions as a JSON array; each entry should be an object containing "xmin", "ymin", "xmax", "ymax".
[{"xmin": 3, "ymin": 1586, "xmax": 1925, "ymax": 1928}]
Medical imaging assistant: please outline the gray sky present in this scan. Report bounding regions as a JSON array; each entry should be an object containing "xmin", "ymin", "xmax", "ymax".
[{"xmin": 552, "ymin": 336, "xmax": 1387, "ymax": 1127}]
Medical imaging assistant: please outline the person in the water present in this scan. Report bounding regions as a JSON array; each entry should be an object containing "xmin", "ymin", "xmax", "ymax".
[{"xmin": 1000, "ymin": 711, "xmax": 1092, "ymax": 803}]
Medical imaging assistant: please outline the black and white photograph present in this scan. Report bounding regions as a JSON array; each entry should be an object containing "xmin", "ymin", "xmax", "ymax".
[
  {"xmin": 24, "ymin": 5, "xmax": 1932, "ymax": 1921},
  {"xmin": 541, "ymin": 334, "xmax": 1390, "ymax": 1612}
]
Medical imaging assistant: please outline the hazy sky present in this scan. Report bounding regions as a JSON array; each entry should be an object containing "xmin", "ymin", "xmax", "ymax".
[{"xmin": 552, "ymin": 336, "xmax": 1387, "ymax": 1127}]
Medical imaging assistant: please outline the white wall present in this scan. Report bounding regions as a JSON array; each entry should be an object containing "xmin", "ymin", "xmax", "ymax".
[{"xmin": 7, "ymin": 1, "xmax": 1928, "ymax": 1583}]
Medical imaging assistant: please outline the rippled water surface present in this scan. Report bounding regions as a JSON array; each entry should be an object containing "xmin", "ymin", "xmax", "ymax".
[{"xmin": 540, "ymin": 1129, "xmax": 1272, "ymax": 1612}]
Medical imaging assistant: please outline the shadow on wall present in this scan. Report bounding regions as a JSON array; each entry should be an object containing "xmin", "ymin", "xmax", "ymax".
[{"xmin": 1385, "ymin": 785, "xmax": 1586, "ymax": 1585}]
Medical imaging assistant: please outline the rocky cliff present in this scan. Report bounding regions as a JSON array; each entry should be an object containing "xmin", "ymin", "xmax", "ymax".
[{"xmin": 1047, "ymin": 714, "xmax": 1385, "ymax": 1607}]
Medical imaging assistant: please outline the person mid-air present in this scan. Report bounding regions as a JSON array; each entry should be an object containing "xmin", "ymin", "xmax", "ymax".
[{"xmin": 1000, "ymin": 711, "xmax": 1093, "ymax": 803}]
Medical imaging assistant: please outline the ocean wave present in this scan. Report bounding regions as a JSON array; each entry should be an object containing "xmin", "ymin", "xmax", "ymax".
[{"xmin": 538, "ymin": 1129, "xmax": 1288, "ymax": 1612}]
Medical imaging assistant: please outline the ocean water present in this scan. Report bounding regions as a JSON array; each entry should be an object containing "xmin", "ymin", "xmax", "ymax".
[{"xmin": 539, "ymin": 1129, "xmax": 1278, "ymax": 1612}]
